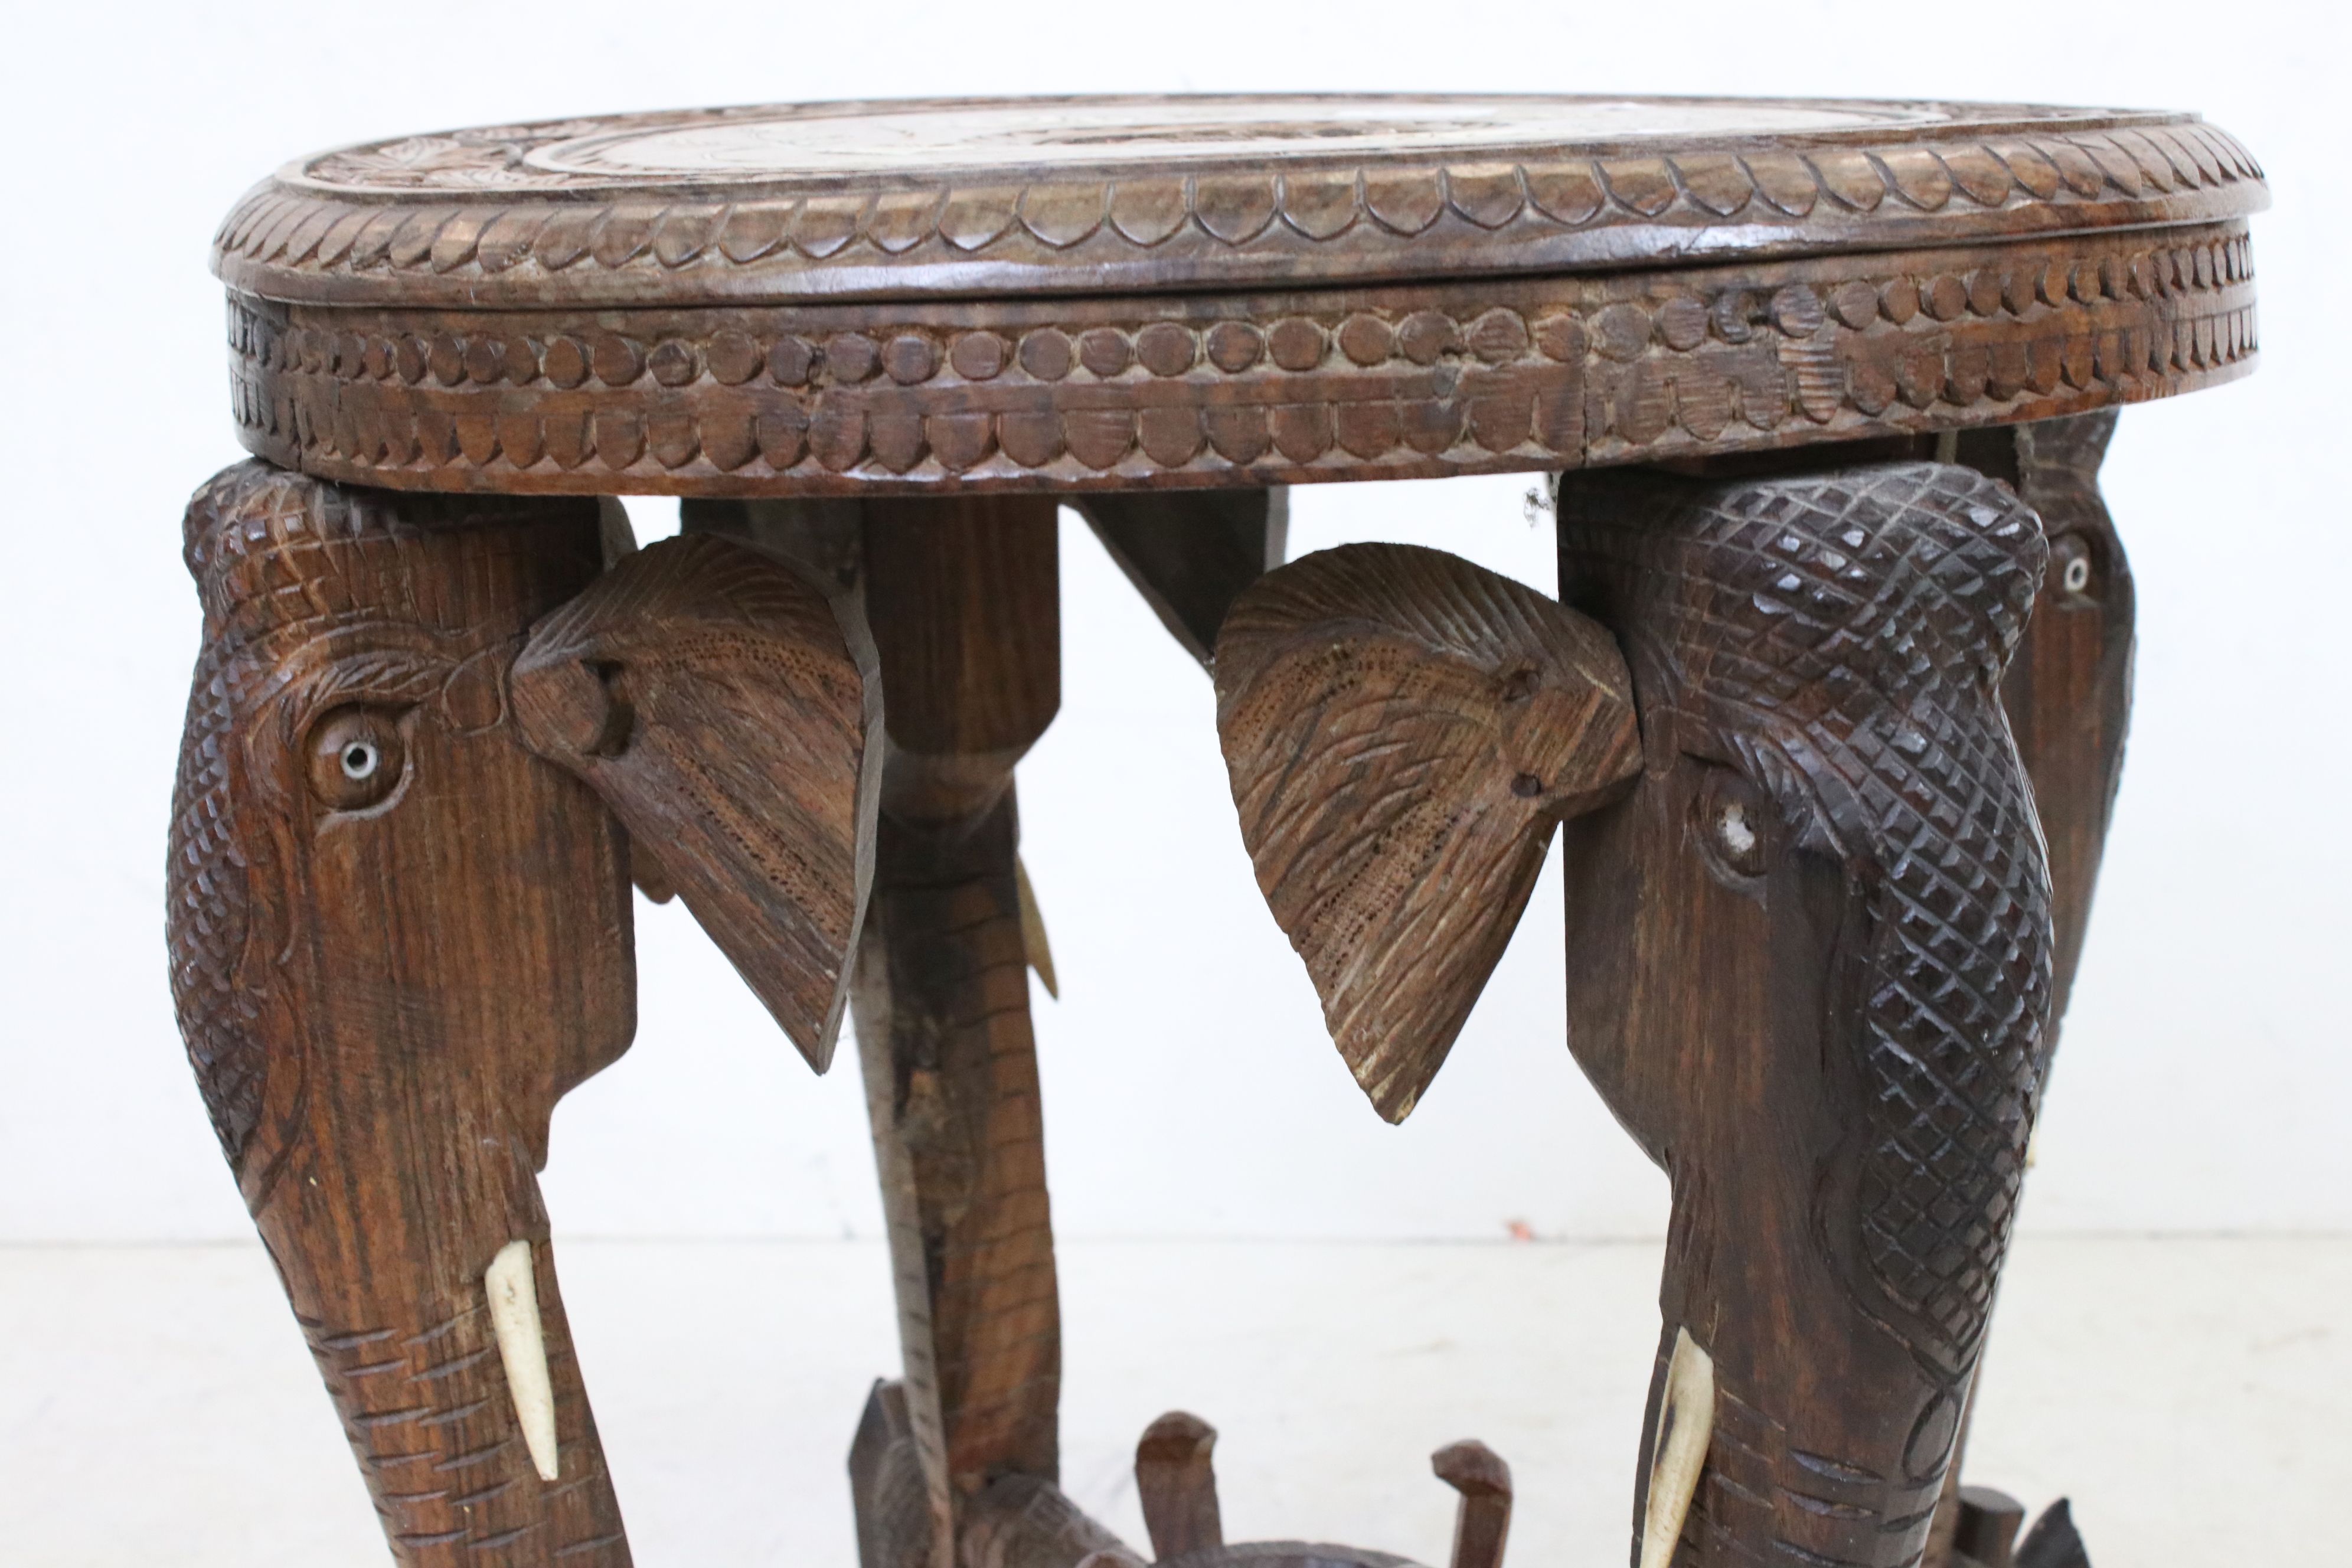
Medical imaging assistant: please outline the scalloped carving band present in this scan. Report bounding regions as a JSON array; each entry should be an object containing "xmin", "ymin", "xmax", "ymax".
[
  {"xmin": 228, "ymin": 221, "xmax": 2255, "ymax": 496},
  {"xmin": 214, "ymin": 103, "xmax": 2266, "ymax": 309}
]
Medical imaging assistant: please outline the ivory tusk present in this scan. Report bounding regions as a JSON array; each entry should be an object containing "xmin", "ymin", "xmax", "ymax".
[
  {"xmin": 485, "ymin": 1239, "xmax": 560, "ymax": 1482},
  {"xmin": 1638, "ymin": 1326, "xmax": 1716, "ymax": 1568},
  {"xmin": 1016, "ymin": 854, "xmax": 1059, "ymax": 999}
]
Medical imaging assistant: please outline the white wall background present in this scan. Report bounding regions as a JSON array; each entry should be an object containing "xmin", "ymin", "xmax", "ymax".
[{"xmin": 1, "ymin": 0, "xmax": 2342, "ymax": 1246}]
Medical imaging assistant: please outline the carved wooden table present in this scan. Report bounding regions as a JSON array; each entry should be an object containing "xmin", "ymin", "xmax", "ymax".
[{"xmin": 173, "ymin": 95, "xmax": 2265, "ymax": 1568}]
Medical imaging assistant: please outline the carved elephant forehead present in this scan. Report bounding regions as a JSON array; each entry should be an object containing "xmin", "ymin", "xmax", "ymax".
[
  {"xmin": 1563, "ymin": 462, "xmax": 2048, "ymax": 716},
  {"xmin": 185, "ymin": 460, "xmax": 603, "ymax": 643}
]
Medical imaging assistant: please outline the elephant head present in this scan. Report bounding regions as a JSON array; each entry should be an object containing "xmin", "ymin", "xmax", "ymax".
[
  {"xmin": 1213, "ymin": 465, "xmax": 2054, "ymax": 1568},
  {"xmin": 1553, "ymin": 462, "xmax": 2054, "ymax": 1568},
  {"xmin": 165, "ymin": 462, "xmax": 876, "ymax": 1566}
]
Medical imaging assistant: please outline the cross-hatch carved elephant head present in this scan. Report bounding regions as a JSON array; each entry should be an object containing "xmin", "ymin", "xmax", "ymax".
[
  {"xmin": 165, "ymin": 461, "xmax": 877, "ymax": 1567},
  {"xmin": 1213, "ymin": 463, "xmax": 2054, "ymax": 1568}
]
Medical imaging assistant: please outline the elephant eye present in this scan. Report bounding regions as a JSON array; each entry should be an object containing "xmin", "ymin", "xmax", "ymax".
[{"xmin": 306, "ymin": 705, "xmax": 408, "ymax": 811}]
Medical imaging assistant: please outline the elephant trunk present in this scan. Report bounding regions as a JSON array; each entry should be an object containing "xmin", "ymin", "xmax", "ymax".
[
  {"xmin": 260, "ymin": 1190, "xmax": 624, "ymax": 1564},
  {"xmin": 1557, "ymin": 462, "xmax": 2057, "ymax": 1568},
  {"xmin": 168, "ymin": 464, "xmax": 638, "ymax": 1566}
]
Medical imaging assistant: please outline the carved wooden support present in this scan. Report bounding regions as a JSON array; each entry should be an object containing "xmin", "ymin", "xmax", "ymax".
[
  {"xmin": 514, "ymin": 530, "xmax": 880, "ymax": 1070},
  {"xmin": 1916, "ymin": 412, "xmax": 2130, "ymax": 1567},
  {"xmin": 1971, "ymin": 410, "xmax": 2133, "ymax": 1033},
  {"xmin": 167, "ymin": 461, "xmax": 636, "ymax": 1566},
  {"xmin": 1136, "ymin": 1412, "xmax": 1224, "ymax": 1560},
  {"xmin": 1431, "ymin": 1441, "xmax": 1513, "ymax": 1568},
  {"xmin": 1213, "ymin": 542, "xmax": 1641, "ymax": 1122},
  {"xmin": 1552, "ymin": 462, "xmax": 2056, "ymax": 1568},
  {"xmin": 1074, "ymin": 489, "xmax": 1288, "ymax": 668},
  {"xmin": 2011, "ymin": 1500, "xmax": 2090, "ymax": 1568},
  {"xmin": 793, "ymin": 495, "xmax": 1081, "ymax": 1568}
]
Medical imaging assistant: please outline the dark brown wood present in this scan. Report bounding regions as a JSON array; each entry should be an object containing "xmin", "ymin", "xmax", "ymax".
[
  {"xmin": 1975, "ymin": 410, "xmax": 2134, "ymax": 1026},
  {"xmin": 1923, "ymin": 413, "xmax": 2131, "ymax": 1562},
  {"xmin": 2013, "ymin": 1500, "xmax": 2090, "ymax": 1568},
  {"xmin": 185, "ymin": 92, "xmax": 2259, "ymax": 1564},
  {"xmin": 844, "ymin": 494, "xmax": 1065, "ymax": 1568},
  {"xmin": 513, "ymin": 531, "xmax": 880, "ymax": 1070},
  {"xmin": 166, "ymin": 461, "xmax": 636, "ymax": 1565},
  {"xmin": 1136, "ymin": 1412, "xmax": 1224, "ymax": 1560},
  {"xmin": 1429, "ymin": 1441, "xmax": 1511, "ymax": 1568},
  {"xmin": 962, "ymin": 1476, "xmax": 1147, "ymax": 1568},
  {"xmin": 1553, "ymin": 462, "xmax": 2056, "ymax": 1568},
  {"xmin": 226, "ymin": 217, "xmax": 2256, "ymax": 498},
  {"xmin": 1213, "ymin": 542, "xmax": 1639, "ymax": 1121},
  {"xmin": 218, "ymin": 98, "xmax": 2264, "ymax": 311},
  {"xmin": 1076, "ymin": 490, "xmax": 1287, "ymax": 667},
  {"xmin": 1952, "ymin": 1484, "xmax": 2028, "ymax": 1568},
  {"xmin": 852, "ymin": 1380, "xmax": 938, "ymax": 1568}
]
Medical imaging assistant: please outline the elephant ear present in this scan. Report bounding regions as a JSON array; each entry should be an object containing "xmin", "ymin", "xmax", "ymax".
[
  {"xmin": 1213, "ymin": 543, "xmax": 1641, "ymax": 1122},
  {"xmin": 514, "ymin": 533, "xmax": 880, "ymax": 1072}
]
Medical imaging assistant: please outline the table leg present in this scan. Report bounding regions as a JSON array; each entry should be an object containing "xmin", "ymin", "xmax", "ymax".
[
  {"xmin": 166, "ymin": 462, "xmax": 637, "ymax": 1566},
  {"xmin": 690, "ymin": 496, "xmax": 1086, "ymax": 1565},
  {"xmin": 1920, "ymin": 411, "xmax": 2134, "ymax": 1567},
  {"xmin": 1553, "ymin": 460, "xmax": 2057, "ymax": 1568},
  {"xmin": 1073, "ymin": 488, "xmax": 1286, "ymax": 667}
]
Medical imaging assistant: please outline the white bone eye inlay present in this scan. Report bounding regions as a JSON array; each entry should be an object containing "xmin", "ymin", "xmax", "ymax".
[
  {"xmin": 2062, "ymin": 554, "xmax": 2092, "ymax": 594},
  {"xmin": 306, "ymin": 705, "xmax": 406, "ymax": 811},
  {"xmin": 1718, "ymin": 802, "xmax": 1757, "ymax": 857}
]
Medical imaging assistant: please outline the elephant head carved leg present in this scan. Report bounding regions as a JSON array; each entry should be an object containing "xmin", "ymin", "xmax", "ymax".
[
  {"xmin": 168, "ymin": 462, "xmax": 638, "ymax": 1565},
  {"xmin": 1553, "ymin": 461, "xmax": 2056, "ymax": 1568},
  {"xmin": 167, "ymin": 463, "xmax": 877, "ymax": 1565}
]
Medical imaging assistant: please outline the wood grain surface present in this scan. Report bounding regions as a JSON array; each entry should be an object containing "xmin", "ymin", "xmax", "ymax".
[
  {"xmin": 166, "ymin": 462, "xmax": 636, "ymax": 1566},
  {"xmin": 1554, "ymin": 462, "xmax": 2056, "ymax": 1568},
  {"xmin": 224, "ymin": 220, "xmax": 2256, "ymax": 497},
  {"xmin": 513, "ymin": 531, "xmax": 880, "ymax": 1070},
  {"xmin": 213, "ymin": 96, "xmax": 2264, "ymax": 310},
  {"xmin": 1214, "ymin": 542, "xmax": 1639, "ymax": 1122}
]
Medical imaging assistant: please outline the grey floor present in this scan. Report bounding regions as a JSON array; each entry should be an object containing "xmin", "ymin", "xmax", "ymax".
[{"xmin": 3, "ymin": 1236, "xmax": 2340, "ymax": 1565}]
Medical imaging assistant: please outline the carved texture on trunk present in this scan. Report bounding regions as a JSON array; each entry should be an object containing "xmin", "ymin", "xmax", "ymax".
[
  {"xmin": 1566, "ymin": 462, "xmax": 2053, "ymax": 1374},
  {"xmin": 1558, "ymin": 461, "xmax": 2055, "ymax": 1568},
  {"xmin": 166, "ymin": 460, "xmax": 634, "ymax": 1566},
  {"xmin": 1214, "ymin": 541, "xmax": 1639, "ymax": 1122}
]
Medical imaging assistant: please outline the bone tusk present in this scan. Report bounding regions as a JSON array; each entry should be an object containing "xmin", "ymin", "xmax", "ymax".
[
  {"xmin": 485, "ymin": 1240, "xmax": 560, "ymax": 1482},
  {"xmin": 1639, "ymin": 1327, "xmax": 1716, "ymax": 1568},
  {"xmin": 1016, "ymin": 854, "xmax": 1059, "ymax": 999}
]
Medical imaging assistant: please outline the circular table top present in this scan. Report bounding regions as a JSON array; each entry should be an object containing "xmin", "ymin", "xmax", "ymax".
[
  {"xmin": 215, "ymin": 94, "xmax": 2266, "ymax": 309},
  {"xmin": 215, "ymin": 96, "xmax": 2267, "ymax": 498}
]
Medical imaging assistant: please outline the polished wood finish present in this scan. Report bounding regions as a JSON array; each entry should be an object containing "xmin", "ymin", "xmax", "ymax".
[
  {"xmin": 1213, "ymin": 542, "xmax": 1639, "ymax": 1121},
  {"xmin": 226, "ymin": 220, "xmax": 2256, "ymax": 498},
  {"xmin": 217, "ymin": 97, "xmax": 2264, "ymax": 309},
  {"xmin": 514, "ymin": 531, "xmax": 879, "ymax": 1070},
  {"xmin": 178, "ymin": 92, "xmax": 2253, "ymax": 1568},
  {"xmin": 1553, "ymin": 462, "xmax": 2055, "ymax": 1568},
  {"xmin": 168, "ymin": 462, "xmax": 636, "ymax": 1566}
]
